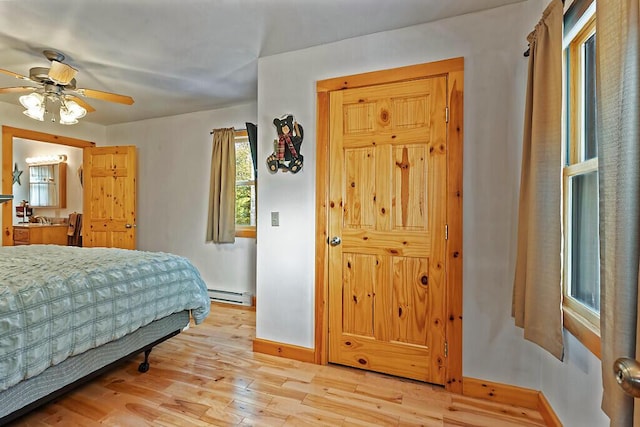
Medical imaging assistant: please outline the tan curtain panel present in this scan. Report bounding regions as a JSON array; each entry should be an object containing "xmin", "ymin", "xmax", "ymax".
[
  {"xmin": 512, "ymin": 0, "xmax": 564, "ymax": 360},
  {"xmin": 206, "ymin": 127, "xmax": 236, "ymax": 243},
  {"xmin": 597, "ymin": 0, "xmax": 640, "ymax": 424}
]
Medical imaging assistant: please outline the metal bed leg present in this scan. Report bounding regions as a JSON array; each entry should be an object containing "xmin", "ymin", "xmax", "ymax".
[{"xmin": 138, "ymin": 348, "xmax": 152, "ymax": 373}]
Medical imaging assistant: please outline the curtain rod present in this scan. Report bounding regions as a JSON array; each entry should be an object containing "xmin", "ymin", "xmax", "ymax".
[{"xmin": 210, "ymin": 128, "xmax": 246, "ymax": 135}]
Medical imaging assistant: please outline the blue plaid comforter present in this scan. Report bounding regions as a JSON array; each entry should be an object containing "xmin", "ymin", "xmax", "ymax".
[{"xmin": 0, "ymin": 245, "xmax": 210, "ymax": 392}]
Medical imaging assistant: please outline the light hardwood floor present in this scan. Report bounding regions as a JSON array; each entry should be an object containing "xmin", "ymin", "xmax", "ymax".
[{"xmin": 10, "ymin": 303, "xmax": 546, "ymax": 426}]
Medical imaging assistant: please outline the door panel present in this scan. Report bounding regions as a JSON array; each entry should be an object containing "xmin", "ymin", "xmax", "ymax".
[
  {"xmin": 344, "ymin": 147, "xmax": 376, "ymax": 229},
  {"xmin": 328, "ymin": 76, "xmax": 447, "ymax": 384},
  {"xmin": 342, "ymin": 253, "xmax": 376, "ymax": 337},
  {"xmin": 83, "ymin": 146, "xmax": 137, "ymax": 249},
  {"xmin": 391, "ymin": 256, "xmax": 430, "ymax": 346},
  {"xmin": 392, "ymin": 145, "xmax": 428, "ymax": 230}
]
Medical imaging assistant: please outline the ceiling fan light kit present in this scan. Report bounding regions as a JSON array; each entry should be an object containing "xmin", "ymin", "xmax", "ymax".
[
  {"xmin": 19, "ymin": 90, "xmax": 87, "ymax": 125},
  {"xmin": 0, "ymin": 50, "xmax": 133, "ymax": 125}
]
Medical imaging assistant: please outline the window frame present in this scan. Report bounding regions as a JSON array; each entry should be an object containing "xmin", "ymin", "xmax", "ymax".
[
  {"xmin": 562, "ymin": 10, "xmax": 600, "ymax": 358},
  {"xmin": 234, "ymin": 129, "xmax": 257, "ymax": 238}
]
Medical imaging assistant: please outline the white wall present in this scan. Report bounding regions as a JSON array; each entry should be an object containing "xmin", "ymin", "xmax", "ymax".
[
  {"xmin": 12, "ymin": 138, "xmax": 83, "ymax": 224},
  {"xmin": 255, "ymin": 1, "xmax": 608, "ymax": 425},
  {"xmin": 0, "ymin": 102, "xmax": 106, "ymax": 232},
  {"xmin": 106, "ymin": 103, "xmax": 258, "ymax": 297}
]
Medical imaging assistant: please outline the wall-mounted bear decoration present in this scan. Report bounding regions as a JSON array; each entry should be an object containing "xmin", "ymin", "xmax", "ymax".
[{"xmin": 266, "ymin": 114, "xmax": 303, "ymax": 174}]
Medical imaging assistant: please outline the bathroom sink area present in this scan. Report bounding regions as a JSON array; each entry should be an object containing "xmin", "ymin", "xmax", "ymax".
[{"xmin": 15, "ymin": 223, "xmax": 67, "ymax": 227}]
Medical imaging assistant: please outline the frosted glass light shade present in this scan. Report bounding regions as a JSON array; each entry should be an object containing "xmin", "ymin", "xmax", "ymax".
[
  {"xmin": 59, "ymin": 100, "xmax": 86, "ymax": 125},
  {"xmin": 19, "ymin": 92, "xmax": 43, "ymax": 109},
  {"xmin": 66, "ymin": 101, "xmax": 87, "ymax": 118},
  {"xmin": 58, "ymin": 114, "xmax": 77, "ymax": 125},
  {"xmin": 19, "ymin": 93, "xmax": 45, "ymax": 121},
  {"xmin": 22, "ymin": 106, "xmax": 45, "ymax": 121}
]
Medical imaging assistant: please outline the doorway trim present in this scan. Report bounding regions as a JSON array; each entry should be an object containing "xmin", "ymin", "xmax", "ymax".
[
  {"xmin": 2, "ymin": 126, "xmax": 95, "ymax": 246},
  {"xmin": 314, "ymin": 58, "xmax": 464, "ymax": 393}
]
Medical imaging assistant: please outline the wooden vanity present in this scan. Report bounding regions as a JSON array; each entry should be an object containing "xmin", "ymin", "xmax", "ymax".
[{"xmin": 13, "ymin": 224, "xmax": 68, "ymax": 246}]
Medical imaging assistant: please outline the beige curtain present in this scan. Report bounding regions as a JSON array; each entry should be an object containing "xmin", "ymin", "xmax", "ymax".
[
  {"xmin": 512, "ymin": 0, "xmax": 564, "ymax": 360},
  {"xmin": 597, "ymin": 0, "xmax": 640, "ymax": 424},
  {"xmin": 206, "ymin": 127, "xmax": 236, "ymax": 243}
]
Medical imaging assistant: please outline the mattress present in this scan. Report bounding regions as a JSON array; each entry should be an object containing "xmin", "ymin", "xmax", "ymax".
[{"xmin": 0, "ymin": 245, "xmax": 210, "ymax": 393}]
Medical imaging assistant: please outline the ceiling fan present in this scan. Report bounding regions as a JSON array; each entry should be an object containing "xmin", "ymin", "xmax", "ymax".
[{"xmin": 0, "ymin": 50, "xmax": 133, "ymax": 124}]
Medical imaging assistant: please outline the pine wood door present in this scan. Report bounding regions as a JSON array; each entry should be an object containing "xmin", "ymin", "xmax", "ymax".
[
  {"xmin": 83, "ymin": 146, "xmax": 137, "ymax": 249},
  {"xmin": 328, "ymin": 76, "xmax": 448, "ymax": 384}
]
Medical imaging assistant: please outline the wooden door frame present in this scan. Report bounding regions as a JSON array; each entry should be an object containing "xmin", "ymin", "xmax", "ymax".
[
  {"xmin": 2, "ymin": 126, "xmax": 95, "ymax": 246},
  {"xmin": 314, "ymin": 58, "xmax": 464, "ymax": 393}
]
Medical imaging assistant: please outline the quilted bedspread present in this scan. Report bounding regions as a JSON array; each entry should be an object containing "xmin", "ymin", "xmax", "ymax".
[{"xmin": 0, "ymin": 245, "xmax": 210, "ymax": 392}]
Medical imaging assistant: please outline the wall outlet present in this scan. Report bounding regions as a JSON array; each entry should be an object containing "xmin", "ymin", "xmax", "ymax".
[{"xmin": 271, "ymin": 211, "xmax": 279, "ymax": 226}]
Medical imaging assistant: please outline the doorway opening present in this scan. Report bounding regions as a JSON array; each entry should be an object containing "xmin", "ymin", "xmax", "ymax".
[{"xmin": 1, "ymin": 126, "xmax": 95, "ymax": 246}]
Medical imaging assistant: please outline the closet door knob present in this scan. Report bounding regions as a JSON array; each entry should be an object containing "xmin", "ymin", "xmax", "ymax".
[{"xmin": 329, "ymin": 236, "xmax": 341, "ymax": 246}]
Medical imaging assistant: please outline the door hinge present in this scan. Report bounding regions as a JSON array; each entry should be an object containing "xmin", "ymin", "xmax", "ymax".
[
  {"xmin": 445, "ymin": 107, "xmax": 450, "ymax": 123},
  {"xmin": 444, "ymin": 341, "xmax": 448, "ymax": 358},
  {"xmin": 445, "ymin": 224, "xmax": 449, "ymax": 240}
]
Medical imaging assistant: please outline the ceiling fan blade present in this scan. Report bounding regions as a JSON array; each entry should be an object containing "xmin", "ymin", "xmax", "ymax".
[
  {"xmin": 48, "ymin": 61, "xmax": 77, "ymax": 86},
  {"xmin": 0, "ymin": 68, "xmax": 31, "ymax": 81},
  {"xmin": 77, "ymin": 88, "xmax": 134, "ymax": 105},
  {"xmin": 0, "ymin": 86, "xmax": 36, "ymax": 94},
  {"xmin": 65, "ymin": 95, "xmax": 96, "ymax": 113}
]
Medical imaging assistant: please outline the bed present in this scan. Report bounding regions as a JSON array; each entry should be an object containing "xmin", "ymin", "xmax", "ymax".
[{"xmin": 0, "ymin": 245, "xmax": 210, "ymax": 424}]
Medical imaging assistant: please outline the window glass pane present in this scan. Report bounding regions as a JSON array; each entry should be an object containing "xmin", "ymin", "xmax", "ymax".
[
  {"xmin": 236, "ymin": 141, "xmax": 254, "ymax": 182},
  {"xmin": 235, "ymin": 184, "xmax": 255, "ymax": 226},
  {"xmin": 569, "ymin": 171, "xmax": 599, "ymax": 312},
  {"xmin": 564, "ymin": 50, "xmax": 571, "ymax": 167},
  {"xmin": 235, "ymin": 138, "xmax": 256, "ymax": 227},
  {"xmin": 583, "ymin": 33, "xmax": 597, "ymax": 160}
]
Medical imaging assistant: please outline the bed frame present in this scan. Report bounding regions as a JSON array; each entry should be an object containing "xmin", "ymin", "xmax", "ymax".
[{"xmin": 0, "ymin": 310, "xmax": 190, "ymax": 425}]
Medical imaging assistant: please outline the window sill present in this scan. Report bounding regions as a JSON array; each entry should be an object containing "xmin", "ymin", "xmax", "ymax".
[
  {"xmin": 235, "ymin": 226, "xmax": 256, "ymax": 238},
  {"xmin": 563, "ymin": 307, "xmax": 601, "ymax": 359}
]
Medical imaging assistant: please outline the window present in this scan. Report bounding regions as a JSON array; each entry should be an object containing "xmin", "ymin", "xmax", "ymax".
[
  {"xmin": 235, "ymin": 130, "xmax": 256, "ymax": 238},
  {"xmin": 563, "ymin": 7, "xmax": 600, "ymax": 355},
  {"xmin": 29, "ymin": 164, "xmax": 57, "ymax": 207},
  {"xmin": 28, "ymin": 163, "xmax": 66, "ymax": 208}
]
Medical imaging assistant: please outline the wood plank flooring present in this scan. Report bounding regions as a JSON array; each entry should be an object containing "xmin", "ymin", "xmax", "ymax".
[{"xmin": 10, "ymin": 303, "xmax": 546, "ymax": 426}]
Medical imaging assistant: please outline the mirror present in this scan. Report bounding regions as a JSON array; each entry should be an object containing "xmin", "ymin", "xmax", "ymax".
[{"xmin": 29, "ymin": 163, "xmax": 67, "ymax": 208}]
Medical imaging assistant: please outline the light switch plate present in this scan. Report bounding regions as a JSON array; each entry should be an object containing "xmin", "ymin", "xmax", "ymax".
[{"xmin": 271, "ymin": 211, "xmax": 279, "ymax": 226}]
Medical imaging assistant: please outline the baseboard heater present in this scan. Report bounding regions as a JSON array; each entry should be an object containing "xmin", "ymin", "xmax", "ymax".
[{"xmin": 207, "ymin": 289, "xmax": 252, "ymax": 306}]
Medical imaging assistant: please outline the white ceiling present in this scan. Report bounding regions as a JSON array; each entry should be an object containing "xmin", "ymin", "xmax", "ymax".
[{"xmin": 0, "ymin": 0, "xmax": 524, "ymax": 126}]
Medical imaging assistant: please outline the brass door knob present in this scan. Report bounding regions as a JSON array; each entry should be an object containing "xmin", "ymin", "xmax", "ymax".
[{"xmin": 614, "ymin": 357, "xmax": 640, "ymax": 397}]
